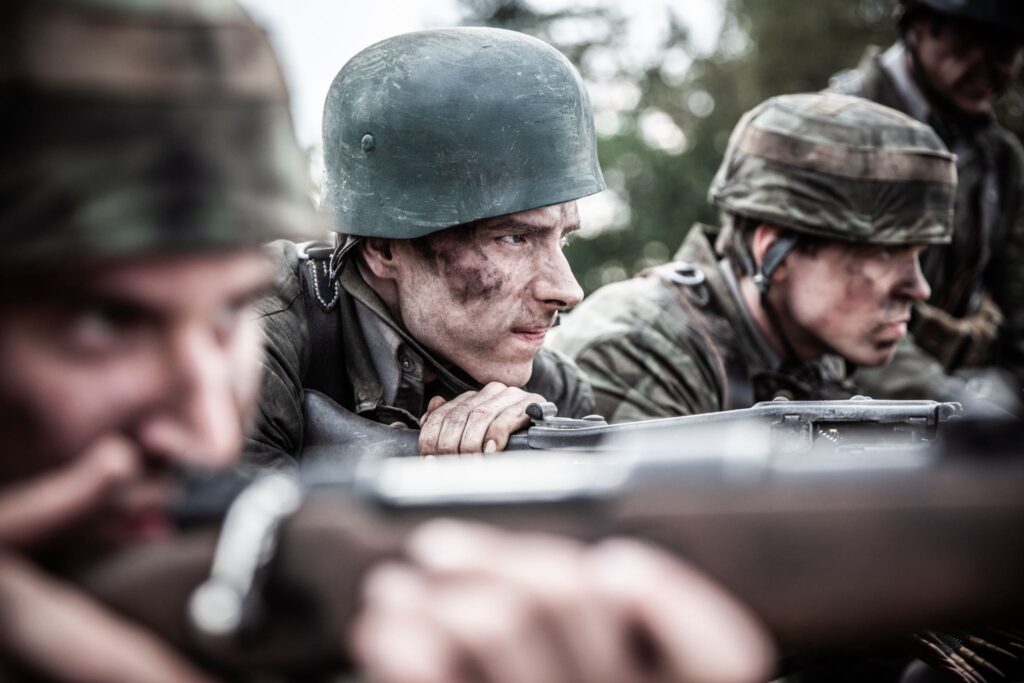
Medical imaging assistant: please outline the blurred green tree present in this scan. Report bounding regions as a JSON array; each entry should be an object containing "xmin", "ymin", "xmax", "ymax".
[{"xmin": 456, "ymin": 0, "xmax": 1020, "ymax": 293}]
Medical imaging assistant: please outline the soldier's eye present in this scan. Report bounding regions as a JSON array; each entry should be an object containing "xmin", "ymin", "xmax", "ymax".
[
  {"xmin": 499, "ymin": 234, "xmax": 526, "ymax": 245},
  {"xmin": 63, "ymin": 304, "xmax": 149, "ymax": 357}
]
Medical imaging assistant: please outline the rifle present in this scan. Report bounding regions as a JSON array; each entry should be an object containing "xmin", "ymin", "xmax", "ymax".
[
  {"xmin": 76, "ymin": 414, "xmax": 1024, "ymax": 678},
  {"xmin": 300, "ymin": 390, "xmax": 963, "ymax": 462}
]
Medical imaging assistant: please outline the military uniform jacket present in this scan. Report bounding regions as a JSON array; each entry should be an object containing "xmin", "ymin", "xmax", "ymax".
[
  {"xmin": 832, "ymin": 43, "xmax": 1024, "ymax": 391},
  {"xmin": 549, "ymin": 227, "xmax": 854, "ymax": 422},
  {"xmin": 245, "ymin": 241, "xmax": 595, "ymax": 468}
]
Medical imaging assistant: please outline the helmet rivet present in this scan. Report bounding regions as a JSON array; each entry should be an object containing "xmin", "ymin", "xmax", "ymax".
[{"xmin": 361, "ymin": 133, "xmax": 375, "ymax": 154}]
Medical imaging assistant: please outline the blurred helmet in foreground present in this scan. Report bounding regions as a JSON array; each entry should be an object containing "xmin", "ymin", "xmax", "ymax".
[{"xmin": 0, "ymin": 0, "xmax": 316, "ymax": 268}]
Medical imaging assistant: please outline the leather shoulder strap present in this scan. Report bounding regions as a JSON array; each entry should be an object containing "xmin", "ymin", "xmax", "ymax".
[{"xmin": 297, "ymin": 244, "xmax": 352, "ymax": 406}]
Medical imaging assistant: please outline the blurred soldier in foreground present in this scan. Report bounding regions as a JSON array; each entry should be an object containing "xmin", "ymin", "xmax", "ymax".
[
  {"xmin": 247, "ymin": 28, "xmax": 602, "ymax": 465},
  {"xmin": 551, "ymin": 93, "xmax": 955, "ymax": 421},
  {"xmin": 0, "ymin": 2, "xmax": 773, "ymax": 681},
  {"xmin": 831, "ymin": 0, "xmax": 1024, "ymax": 412}
]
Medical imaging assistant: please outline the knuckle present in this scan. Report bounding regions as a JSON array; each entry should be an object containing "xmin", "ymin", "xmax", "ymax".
[
  {"xmin": 447, "ymin": 407, "xmax": 471, "ymax": 425},
  {"xmin": 469, "ymin": 405, "xmax": 496, "ymax": 421}
]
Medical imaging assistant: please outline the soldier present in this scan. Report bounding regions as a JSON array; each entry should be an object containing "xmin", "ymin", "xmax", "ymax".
[
  {"xmin": 831, "ymin": 0, "xmax": 1024, "ymax": 412},
  {"xmin": 0, "ymin": 2, "xmax": 773, "ymax": 681},
  {"xmin": 246, "ymin": 28, "xmax": 604, "ymax": 466},
  {"xmin": 550, "ymin": 93, "xmax": 956, "ymax": 422},
  {"xmin": 0, "ymin": 0, "xmax": 309, "ymax": 678}
]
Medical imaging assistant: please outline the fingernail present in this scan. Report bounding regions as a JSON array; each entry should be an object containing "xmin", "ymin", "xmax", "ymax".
[{"xmin": 483, "ymin": 440, "xmax": 497, "ymax": 454}]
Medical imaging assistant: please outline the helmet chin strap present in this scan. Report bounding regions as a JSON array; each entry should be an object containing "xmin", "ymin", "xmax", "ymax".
[
  {"xmin": 752, "ymin": 234, "xmax": 800, "ymax": 295},
  {"xmin": 329, "ymin": 235, "xmax": 363, "ymax": 281},
  {"xmin": 752, "ymin": 234, "xmax": 804, "ymax": 364}
]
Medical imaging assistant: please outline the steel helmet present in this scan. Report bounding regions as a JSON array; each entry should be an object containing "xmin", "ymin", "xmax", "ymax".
[{"xmin": 321, "ymin": 27, "xmax": 605, "ymax": 238}]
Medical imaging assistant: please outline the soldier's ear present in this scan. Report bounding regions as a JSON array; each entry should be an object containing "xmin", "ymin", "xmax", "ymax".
[
  {"xmin": 750, "ymin": 224, "xmax": 782, "ymax": 269},
  {"xmin": 360, "ymin": 238, "xmax": 400, "ymax": 279}
]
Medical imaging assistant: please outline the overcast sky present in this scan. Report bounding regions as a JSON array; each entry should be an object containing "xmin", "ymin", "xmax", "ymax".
[{"xmin": 240, "ymin": 0, "xmax": 724, "ymax": 149}]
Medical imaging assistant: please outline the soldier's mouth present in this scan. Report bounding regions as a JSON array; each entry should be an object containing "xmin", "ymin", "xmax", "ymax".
[
  {"xmin": 877, "ymin": 319, "xmax": 909, "ymax": 339},
  {"xmin": 512, "ymin": 327, "xmax": 550, "ymax": 344},
  {"xmin": 98, "ymin": 478, "xmax": 179, "ymax": 543}
]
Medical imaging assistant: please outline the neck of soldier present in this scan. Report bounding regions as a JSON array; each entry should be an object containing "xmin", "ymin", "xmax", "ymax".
[
  {"xmin": 355, "ymin": 259, "xmax": 441, "ymax": 384},
  {"xmin": 357, "ymin": 258, "xmax": 404, "ymax": 325},
  {"xmin": 739, "ymin": 275, "xmax": 824, "ymax": 365}
]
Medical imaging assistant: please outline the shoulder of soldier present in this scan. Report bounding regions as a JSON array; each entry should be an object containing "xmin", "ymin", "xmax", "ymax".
[
  {"xmin": 986, "ymin": 121, "xmax": 1024, "ymax": 181},
  {"xmin": 255, "ymin": 240, "xmax": 321, "ymax": 395},
  {"xmin": 549, "ymin": 266, "xmax": 694, "ymax": 359},
  {"xmin": 258, "ymin": 239, "xmax": 304, "ymax": 313},
  {"xmin": 527, "ymin": 347, "xmax": 596, "ymax": 419},
  {"xmin": 244, "ymin": 240, "xmax": 323, "ymax": 469},
  {"xmin": 827, "ymin": 45, "xmax": 885, "ymax": 100}
]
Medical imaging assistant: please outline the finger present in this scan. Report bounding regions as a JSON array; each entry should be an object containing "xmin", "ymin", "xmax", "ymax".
[
  {"xmin": 0, "ymin": 436, "xmax": 139, "ymax": 548},
  {"xmin": 587, "ymin": 539, "xmax": 775, "ymax": 683},
  {"xmin": 424, "ymin": 385, "xmax": 506, "ymax": 455},
  {"xmin": 353, "ymin": 563, "xmax": 467, "ymax": 683},
  {"xmin": 353, "ymin": 605, "xmax": 468, "ymax": 683},
  {"xmin": 458, "ymin": 388, "xmax": 538, "ymax": 454},
  {"xmin": 408, "ymin": 519, "xmax": 626, "ymax": 683},
  {"xmin": 419, "ymin": 391, "xmax": 477, "ymax": 455},
  {"xmin": 422, "ymin": 576, "xmax": 576, "ymax": 683},
  {"xmin": 480, "ymin": 394, "xmax": 544, "ymax": 452},
  {"xmin": 419, "ymin": 396, "xmax": 449, "ymax": 426},
  {"xmin": 0, "ymin": 552, "xmax": 218, "ymax": 683}
]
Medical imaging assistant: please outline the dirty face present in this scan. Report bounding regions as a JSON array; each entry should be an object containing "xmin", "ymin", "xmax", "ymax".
[
  {"xmin": 771, "ymin": 242, "xmax": 931, "ymax": 367},
  {"xmin": 392, "ymin": 202, "xmax": 584, "ymax": 386},
  {"xmin": 909, "ymin": 13, "xmax": 1024, "ymax": 114},
  {"xmin": 0, "ymin": 250, "xmax": 272, "ymax": 545}
]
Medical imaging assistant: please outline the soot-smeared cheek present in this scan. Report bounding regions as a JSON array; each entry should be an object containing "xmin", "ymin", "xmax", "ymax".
[
  {"xmin": 443, "ymin": 259, "xmax": 506, "ymax": 304},
  {"xmin": 435, "ymin": 242, "xmax": 507, "ymax": 304},
  {"xmin": 841, "ymin": 258, "xmax": 879, "ymax": 307}
]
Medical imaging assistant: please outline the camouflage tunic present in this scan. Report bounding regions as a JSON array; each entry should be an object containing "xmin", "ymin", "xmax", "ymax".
[
  {"xmin": 549, "ymin": 227, "xmax": 855, "ymax": 422},
  {"xmin": 246, "ymin": 241, "xmax": 595, "ymax": 468},
  {"xmin": 832, "ymin": 43, "xmax": 1024, "ymax": 399}
]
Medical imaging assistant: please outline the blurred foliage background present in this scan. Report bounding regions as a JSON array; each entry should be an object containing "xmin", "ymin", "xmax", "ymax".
[{"xmin": 454, "ymin": 0, "xmax": 1024, "ymax": 294}]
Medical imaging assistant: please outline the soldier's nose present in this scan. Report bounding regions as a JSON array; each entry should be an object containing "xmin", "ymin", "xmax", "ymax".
[
  {"xmin": 137, "ymin": 326, "xmax": 242, "ymax": 470},
  {"xmin": 900, "ymin": 255, "xmax": 931, "ymax": 302},
  {"xmin": 535, "ymin": 249, "xmax": 583, "ymax": 309}
]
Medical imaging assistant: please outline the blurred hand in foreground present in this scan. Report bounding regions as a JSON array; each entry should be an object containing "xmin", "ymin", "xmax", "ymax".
[
  {"xmin": 353, "ymin": 519, "xmax": 775, "ymax": 683},
  {"xmin": 0, "ymin": 437, "xmax": 218, "ymax": 683}
]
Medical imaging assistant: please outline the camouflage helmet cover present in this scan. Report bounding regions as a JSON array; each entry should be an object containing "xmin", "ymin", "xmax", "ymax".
[
  {"xmin": 0, "ymin": 0, "xmax": 317, "ymax": 268},
  {"xmin": 897, "ymin": 0, "xmax": 1024, "ymax": 35},
  {"xmin": 321, "ymin": 27, "xmax": 606, "ymax": 239},
  {"xmin": 708, "ymin": 93, "xmax": 956, "ymax": 245}
]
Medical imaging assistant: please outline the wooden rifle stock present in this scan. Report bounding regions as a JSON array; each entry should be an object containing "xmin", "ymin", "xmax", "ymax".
[{"xmin": 77, "ymin": 429, "xmax": 1024, "ymax": 677}]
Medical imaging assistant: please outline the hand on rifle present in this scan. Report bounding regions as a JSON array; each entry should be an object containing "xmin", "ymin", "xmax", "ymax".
[
  {"xmin": 353, "ymin": 519, "xmax": 775, "ymax": 683},
  {"xmin": 0, "ymin": 436, "xmax": 218, "ymax": 683},
  {"xmin": 419, "ymin": 383, "xmax": 544, "ymax": 455}
]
